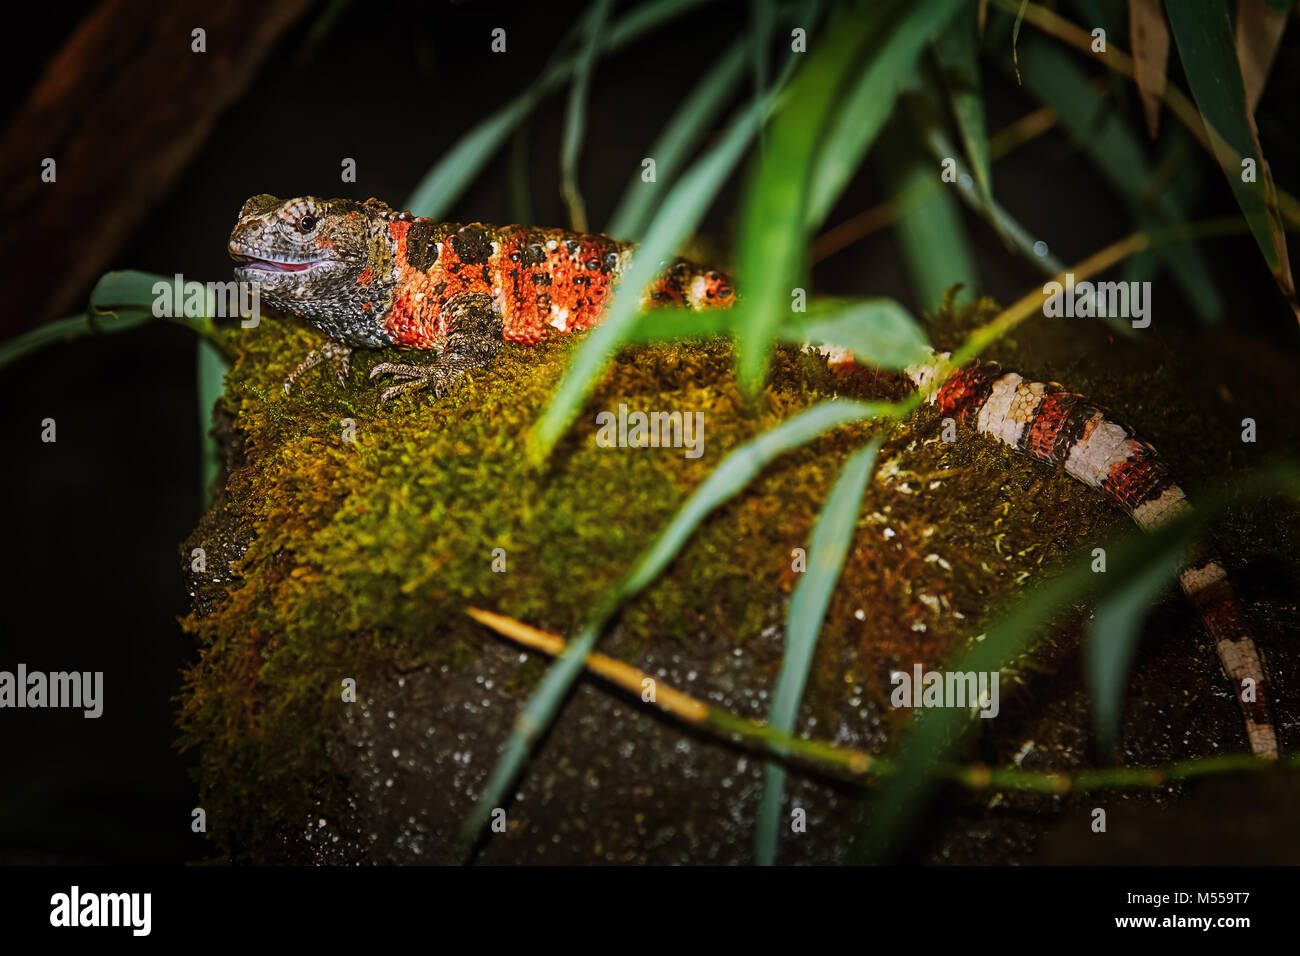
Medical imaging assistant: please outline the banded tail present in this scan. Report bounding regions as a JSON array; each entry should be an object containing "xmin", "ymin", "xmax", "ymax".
[{"xmin": 905, "ymin": 351, "xmax": 1278, "ymax": 759}]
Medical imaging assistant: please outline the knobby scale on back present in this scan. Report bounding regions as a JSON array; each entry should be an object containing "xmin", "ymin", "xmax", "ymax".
[{"xmin": 228, "ymin": 193, "xmax": 1278, "ymax": 759}]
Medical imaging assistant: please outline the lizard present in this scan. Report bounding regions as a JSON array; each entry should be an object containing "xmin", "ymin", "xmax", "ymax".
[
  {"xmin": 227, "ymin": 193, "xmax": 1278, "ymax": 759},
  {"xmin": 228, "ymin": 193, "xmax": 733, "ymax": 402}
]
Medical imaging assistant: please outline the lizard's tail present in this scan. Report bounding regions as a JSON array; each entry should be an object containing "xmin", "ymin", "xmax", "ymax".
[
  {"xmin": 905, "ymin": 351, "xmax": 1279, "ymax": 759},
  {"xmin": 641, "ymin": 257, "xmax": 736, "ymax": 311}
]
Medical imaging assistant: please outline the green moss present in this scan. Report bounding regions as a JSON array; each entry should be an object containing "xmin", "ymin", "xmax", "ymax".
[{"xmin": 177, "ymin": 297, "xmax": 1299, "ymax": 860}]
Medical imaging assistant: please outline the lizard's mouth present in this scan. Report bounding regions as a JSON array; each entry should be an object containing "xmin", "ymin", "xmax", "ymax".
[{"xmin": 232, "ymin": 254, "xmax": 324, "ymax": 273}]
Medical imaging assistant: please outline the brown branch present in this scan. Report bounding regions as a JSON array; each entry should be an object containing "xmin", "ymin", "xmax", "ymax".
[
  {"xmin": 466, "ymin": 606, "xmax": 1294, "ymax": 792},
  {"xmin": 0, "ymin": 0, "xmax": 314, "ymax": 337}
]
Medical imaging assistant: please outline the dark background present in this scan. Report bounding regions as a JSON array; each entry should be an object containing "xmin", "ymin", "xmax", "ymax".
[{"xmin": 1, "ymin": 0, "xmax": 1296, "ymax": 863}]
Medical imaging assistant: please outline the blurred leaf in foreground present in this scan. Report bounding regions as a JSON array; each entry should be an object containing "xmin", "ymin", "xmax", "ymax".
[
  {"xmin": 1166, "ymin": 0, "xmax": 1295, "ymax": 316},
  {"xmin": 757, "ymin": 435, "xmax": 882, "ymax": 865}
]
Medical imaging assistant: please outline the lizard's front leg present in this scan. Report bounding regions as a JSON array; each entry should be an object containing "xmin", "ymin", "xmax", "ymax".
[
  {"xmin": 369, "ymin": 293, "xmax": 502, "ymax": 403},
  {"xmin": 283, "ymin": 339, "xmax": 353, "ymax": 394}
]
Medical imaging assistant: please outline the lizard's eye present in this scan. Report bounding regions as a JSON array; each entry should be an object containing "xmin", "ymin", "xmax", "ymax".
[{"xmin": 298, "ymin": 215, "xmax": 317, "ymax": 232}]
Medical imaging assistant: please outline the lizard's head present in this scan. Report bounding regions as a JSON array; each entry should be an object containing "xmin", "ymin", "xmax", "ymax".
[{"xmin": 229, "ymin": 195, "xmax": 404, "ymax": 333}]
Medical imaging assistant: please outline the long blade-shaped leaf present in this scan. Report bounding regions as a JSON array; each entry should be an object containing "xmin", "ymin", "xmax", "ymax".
[
  {"xmin": 619, "ymin": 295, "xmax": 929, "ymax": 371},
  {"xmin": 735, "ymin": 0, "xmax": 969, "ymax": 395},
  {"xmin": 2, "ymin": 268, "xmax": 233, "ymax": 369},
  {"xmin": 1016, "ymin": 38, "xmax": 1223, "ymax": 323},
  {"xmin": 196, "ymin": 339, "xmax": 229, "ymax": 509},
  {"xmin": 756, "ymin": 435, "xmax": 882, "ymax": 865},
  {"xmin": 918, "ymin": 122, "xmax": 1082, "ymax": 284},
  {"xmin": 405, "ymin": 0, "xmax": 714, "ymax": 218},
  {"xmin": 878, "ymin": 118, "xmax": 979, "ymax": 309},
  {"xmin": 464, "ymin": 398, "xmax": 895, "ymax": 841},
  {"xmin": 733, "ymin": 4, "xmax": 883, "ymax": 395},
  {"xmin": 1235, "ymin": 0, "xmax": 1288, "ymax": 114},
  {"xmin": 0, "ymin": 310, "xmax": 149, "ymax": 369},
  {"xmin": 406, "ymin": 96, "xmax": 539, "ymax": 221},
  {"xmin": 751, "ymin": 0, "xmax": 777, "ymax": 133},
  {"xmin": 910, "ymin": 95, "xmax": 1142, "ymax": 335},
  {"xmin": 1129, "ymin": 0, "xmax": 1170, "ymax": 138},
  {"xmin": 606, "ymin": 41, "xmax": 748, "ymax": 239},
  {"xmin": 803, "ymin": 0, "xmax": 971, "ymax": 228},
  {"xmin": 933, "ymin": 5, "xmax": 994, "ymax": 210},
  {"xmin": 1085, "ymin": 539, "xmax": 1186, "ymax": 758},
  {"xmin": 559, "ymin": 0, "xmax": 613, "ymax": 233},
  {"xmin": 528, "ymin": 91, "xmax": 774, "ymax": 464},
  {"xmin": 607, "ymin": 0, "xmax": 826, "ymax": 241},
  {"xmin": 1166, "ymin": 0, "xmax": 1295, "ymax": 309},
  {"xmin": 792, "ymin": 298, "xmax": 931, "ymax": 369}
]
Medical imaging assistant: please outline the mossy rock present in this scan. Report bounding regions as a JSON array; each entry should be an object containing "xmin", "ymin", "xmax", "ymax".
[{"xmin": 178, "ymin": 298, "xmax": 1300, "ymax": 864}]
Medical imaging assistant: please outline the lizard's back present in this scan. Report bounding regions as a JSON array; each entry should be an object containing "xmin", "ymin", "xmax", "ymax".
[{"xmin": 227, "ymin": 194, "xmax": 735, "ymax": 351}]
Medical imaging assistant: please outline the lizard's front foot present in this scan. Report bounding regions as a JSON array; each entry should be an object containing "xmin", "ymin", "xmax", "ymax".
[
  {"xmin": 283, "ymin": 340, "xmax": 352, "ymax": 395},
  {"xmin": 369, "ymin": 358, "xmax": 476, "ymax": 404}
]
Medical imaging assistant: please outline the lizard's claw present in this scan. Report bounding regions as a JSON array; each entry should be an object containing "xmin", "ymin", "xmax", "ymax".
[
  {"xmin": 370, "ymin": 359, "xmax": 474, "ymax": 404},
  {"xmin": 283, "ymin": 350, "xmax": 322, "ymax": 395},
  {"xmin": 282, "ymin": 341, "xmax": 353, "ymax": 395},
  {"xmin": 369, "ymin": 362, "xmax": 438, "ymax": 403}
]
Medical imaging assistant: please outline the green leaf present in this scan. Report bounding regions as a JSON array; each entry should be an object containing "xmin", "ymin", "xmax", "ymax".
[
  {"xmin": 529, "ymin": 90, "xmax": 774, "ymax": 464},
  {"xmin": 617, "ymin": 400, "xmax": 894, "ymax": 596},
  {"xmin": 0, "ymin": 310, "xmax": 150, "ymax": 370},
  {"xmin": 607, "ymin": 0, "xmax": 826, "ymax": 241},
  {"xmin": 619, "ymin": 295, "xmax": 929, "ymax": 372},
  {"xmin": 735, "ymin": 0, "xmax": 969, "ymax": 394},
  {"xmin": 918, "ymin": 120, "xmax": 1064, "ymax": 266},
  {"xmin": 911, "ymin": 105, "xmax": 1136, "ymax": 338},
  {"xmin": 933, "ymin": 6, "xmax": 993, "ymax": 210},
  {"xmin": 89, "ymin": 269, "xmax": 171, "ymax": 311},
  {"xmin": 804, "ymin": 0, "xmax": 971, "ymax": 227},
  {"xmin": 605, "ymin": 40, "xmax": 749, "ymax": 239},
  {"xmin": 92, "ymin": 269, "xmax": 227, "ymax": 336},
  {"xmin": 751, "ymin": 0, "xmax": 777, "ymax": 122},
  {"xmin": 878, "ymin": 118, "xmax": 979, "ymax": 309},
  {"xmin": 509, "ymin": 125, "xmax": 535, "ymax": 226},
  {"xmin": 196, "ymin": 339, "xmax": 229, "ymax": 510},
  {"xmin": 1015, "ymin": 38, "xmax": 1224, "ymax": 323},
  {"xmin": 559, "ymin": 0, "xmax": 613, "ymax": 232},
  {"xmin": 2, "ymin": 268, "xmax": 226, "ymax": 369},
  {"xmin": 734, "ymin": 4, "xmax": 882, "ymax": 395},
  {"xmin": 1010, "ymin": 0, "xmax": 1029, "ymax": 82},
  {"xmin": 791, "ymin": 298, "xmax": 931, "ymax": 369},
  {"xmin": 405, "ymin": 0, "xmax": 714, "ymax": 219},
  {"xmin": 1165, "ymin": 0, "xmax": 1294, "ymax": 303},
  {"xmin": 406, "ymin": 96, "xmax": 540, "ymax": 220},
  {"xmin": 756, "ymin": 435, "xmax": 882, "ymax": 865},
  {"xmin": 621, "ymin": 308, "xmax": 740, "ymax": 343},
  {"xmin": 465, "ymin": 398, "xmax": 895, "ymax": 842},
  {"xmin": 1085, "ymin": 540, "xmax": 1186, "ymax": 759}
]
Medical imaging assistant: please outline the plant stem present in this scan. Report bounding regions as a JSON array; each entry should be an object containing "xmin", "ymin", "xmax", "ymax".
[{"xmin": 466, "ymin": 607, "xmax": 1294, "ymax": 792}]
